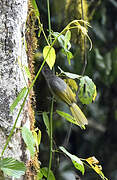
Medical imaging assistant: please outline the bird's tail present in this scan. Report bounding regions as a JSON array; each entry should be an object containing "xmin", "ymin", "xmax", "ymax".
[{"xmin": 70, "ymin": 103, "xmax": 88, "ymax": 127}]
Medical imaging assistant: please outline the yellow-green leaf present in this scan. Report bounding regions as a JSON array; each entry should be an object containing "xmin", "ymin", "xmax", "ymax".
[
  {"xmin": 93, "ymin": 84, "xmax": 97, "ymax": 101},
  {"xmin": 10, "ymin": 87, "xmax": 27, "ymax": 113},
  {"xmin": 86, "ymin": 156, "xmax": 108, "ymax": 180},
  {"xmin": 43, "ymin": 46, "xmax": 56, "ymax": 69},
  {"xmin": 32, "ymin": 129, "xmax": 41, "ymax": 151},
  {"xmin": 33, "ymin": 131, "xmax": 38, "ymax": 150},
  {"xmin": 37, "ymin": 129, "xmax": 41, "ymax": 146}
]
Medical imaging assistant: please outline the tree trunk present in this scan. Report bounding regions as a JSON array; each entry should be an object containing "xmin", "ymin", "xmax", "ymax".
[{"xmin": 0, "ymin": 0, "xmax": 30, "ymax": 179}]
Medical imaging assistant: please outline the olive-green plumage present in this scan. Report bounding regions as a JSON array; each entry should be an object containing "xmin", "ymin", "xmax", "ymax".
[{"xmin": 42, "ymin": 65, "xmax": 88, "ymax": 127}]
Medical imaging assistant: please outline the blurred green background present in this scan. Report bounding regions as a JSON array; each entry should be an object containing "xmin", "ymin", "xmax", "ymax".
[{"xmin": 34, "ymin": 0, "xmax": 117, "ymax": 179}]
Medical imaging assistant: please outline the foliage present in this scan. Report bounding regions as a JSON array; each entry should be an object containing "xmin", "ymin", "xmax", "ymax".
[
  {"xmin": 56, "ymin": 110, "xmax": 79, "ymax": 126},
  {"xmin": 86, "ymin": 157, "xmax": 108, "ymax": 180},
  {"xmin": 0, "ymin": 158, "xmax": 26, "ymax": 178},
  {"xmin": 42, "ymin": 112, "xmax": 50, "ymax": 137},
  {"xmin": 2, "ymin": 0, "xmax": 116, "ymax": 179},
  {"xmin": 78, "ymin": 76, "xmax": 97, "ymax": 104},
  {"xmin": 59, "ymin": 146, "xmax": 85, "ymax": 175},
  {"xmin": 38, "ymin": 167, "xmax": 55, "ymax": 180},
  {"xmin": 10, "ymin": 87, "xmax": 27, "ymax": 113},
  {"xmin": 59, "ymin": 147, "xmax": 108, "ymax": 179},
  {"xmin": 22, "ymin": 126, "xmax": 36, "ymax": 158},
  {"xmin": 33, "ymin": 128, "xmax": 41, "ymax": 151},
  {"xmin": 43, "ymin": 46, "xmax": 56, "ymax": 69},
  {"xmin": 58, "ymin": 67, "xmax": 97, "ymax": 104}
]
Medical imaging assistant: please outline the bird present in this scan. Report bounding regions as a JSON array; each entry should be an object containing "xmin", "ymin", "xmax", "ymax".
[{"xmin": 42, "ymin": 65, "xmax": 88, "ymax": 127}]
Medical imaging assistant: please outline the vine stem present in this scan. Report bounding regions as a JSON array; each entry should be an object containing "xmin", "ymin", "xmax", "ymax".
[
  {"xmin": 46, "ymin": 0, "xmax": 54, "ymax": 178},
  {"xmin": 47, "ymin": 0, "xmax": 52, "ymax": 44},
  {"xmin": 47, "ymin": 98, "xmax": 54, "ymax": 180},
  {"xmin": 81, "ymin": 0, "xmax": 87, "ymax": 76}
]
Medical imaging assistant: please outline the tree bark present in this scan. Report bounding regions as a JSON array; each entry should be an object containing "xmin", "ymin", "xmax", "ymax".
[{"xmin": 0, "ymin": 0, "xmax": 30, "ymax": 179}]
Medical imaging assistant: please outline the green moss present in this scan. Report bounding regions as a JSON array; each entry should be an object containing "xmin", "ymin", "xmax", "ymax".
[{"xmin": 65, "ymin": 0, "xmax": 88, "ymax": 60}]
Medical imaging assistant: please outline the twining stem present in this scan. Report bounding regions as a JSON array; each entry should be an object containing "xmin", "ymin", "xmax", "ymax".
[
  {"xmin": 42, "ymin": 27, "xmax": 50, "ymax": 46},
  {"xmin": 81, "ymin": 0, "xmax": 87, "ymax": 76},
  {"xmin": 47, "ymin": 0, "xmax": 52, "ymax": 44},
  {"xmin": 47, "ymin": 99, "xmax": 54, "ymax": 180},
  {"xmin": 46, "ymin": 0, "xmax": 54, "ymax": 178}
]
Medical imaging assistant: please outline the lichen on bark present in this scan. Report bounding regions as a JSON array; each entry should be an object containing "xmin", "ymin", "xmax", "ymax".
[{"xmin": 0, "ymin": 0, "xmax": 29, "ymax": 166}]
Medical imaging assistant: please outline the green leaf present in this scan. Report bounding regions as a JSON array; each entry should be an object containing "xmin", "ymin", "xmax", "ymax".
[
  {"xmin": 43, "ymin": 46, "xmax": 56, "ymax": 69},
  {"xmin": 22, "ymin": 126, "xmax": 35, "ymax": 158},
  {"xmin": 0, "ymin": 158, "xmax": 26, "ymax": 178},
  {"xmin": 64, "ymin": 30, "xmax": 71, "ymax": 50},
  {"xmin": 51, "ymin": 31, "xmax": 72, "ymax": 64},
  {"xmin": 78, "ymin": 76, "xmax": 97, "ymax": 104},
  {"xmin": 61, "ymin": 48, "xmax": 73, "ymax": 65},
  {"xmin": 58, "ymin": 34, "xmax": 66, "ymax": 48},
  {"xmin": 31, "ymin": 0, "xmax": 39, "ymax": 18},
  {"xmin": 72, "ymin": 158, "xmax": 85, "ymax": 175},
  {"xmin": 58, "ymin": 67, "xmax": 81, "ymax": 79},
  {"xmin": 66, "ymin": 50, "xmax": 73, "ymax": 65},
  {"xmin": 59, "ymin": 146, "xmax": 84, "ymax": 175},
  {"xmin": 51, "ymin": 32, "xmax": 60, "ymax": 41},
  {"xmin": 41, "ymin": 167, "xmax": 55, "ymax": 180},
  {"xmin": 42, "ymin": 112, "xmax": 50, "ymax": 137},
  {"xmin": 10, "ymin": 87, "xmax": 27, "ymax": 113},
  {"xmin": 56, "ymin": 110, "xmax": 78, "ymax": 125},
  {"xmin": 37, "ymin": 170, "xmax": 43, "ymax": 180},
  {"xmin": 24, "ymin": 66, "xmax": 32, "ymax": 81},
  {"xmin": 52, "ymin": 32, "xmax": 71, "ymax": 50},
  {"xmin": 59, "ymin": 146, "xmax": 72, "ymax": 157}
]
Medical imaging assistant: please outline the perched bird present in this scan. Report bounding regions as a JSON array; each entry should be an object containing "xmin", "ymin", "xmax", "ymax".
[{"xmin": 42, "ymin": 65, "xmax": 88, "ymax": 127}]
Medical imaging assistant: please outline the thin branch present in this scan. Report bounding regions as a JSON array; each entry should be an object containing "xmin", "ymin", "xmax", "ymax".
[{"xmin": 81, "ymin": 0, "xmax": 88, "ymax": 76}]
